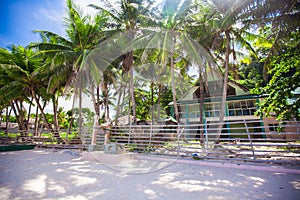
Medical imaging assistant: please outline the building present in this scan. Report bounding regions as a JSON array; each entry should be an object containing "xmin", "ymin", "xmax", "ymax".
[{"xmin": 170, "ymin": 79, "xmax": 299, "ymax": 140}]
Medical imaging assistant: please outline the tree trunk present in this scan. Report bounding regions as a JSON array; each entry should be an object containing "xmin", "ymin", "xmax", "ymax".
[
  {"xmin": 102, "ymin": 83, "xmax": 109, "ymax": 120},
  {"xmin": 26, "ymin": 97, "xmax": 34, "ymax": 131},
  {"xmin": 96, "ymin": 85, "xmax": 100, "ymax": 116},
  {"xmin": 68, "ymin": 95, "xmax": 76, "ymax": 132},
  {"xmin": 171, "ymin": 54, "xmax": 179, "ymax": 122},
  {"xmin": 52, "ymin": 95, "xmax": 60, "ymax": 133},
  {"xmin": 215, "ymin": 30, "xmax": 230, "ymax": 143},
  {"xmin": 5, "ymin": 107, "xmax": 8, "ymax": 129},
  {"xmin": 34, "ymin": 99, "xmax": 39, "ymax": 135},
  {"xmin": 79, "ymin": 84, "xmax": 83, "ymax": 131},
  {"xmin": 5, "ymin": 106, "xmax": 12, "ymax": 130},
  {"xmin": 14, "ymin": 100, "xmax": 25, "ymax": 131},
  {"xmin": 87, "ymin": 72, "xmax": 100, "ymax": 118},
  {"xmin": 129, "ymin": 65, "xmax": 137, "ymax": 124},
  {"xmin": 31, "ymin": 90, "xmax": 53, "ymax": 131},
  {"xmin": 106, "ymin": 96, "xmax": 110, "ymax": 121},
  {"xmin": 122, "ymin": 27, "xmax": 136, "ymax": 123},
  {"xmin": 115, "ymin": 88, "xmax": 122, "ymax": 125},
  {"xmin": 151, "ymin": 80, "xmax": 154, "ymax": 124},
  {"xmin": 199, "ymin": 72, "xmax": 205, "ymax": 144},
  {"xmin": 157, "ymin": 84, "xmax": 162, "ymax": 120}
]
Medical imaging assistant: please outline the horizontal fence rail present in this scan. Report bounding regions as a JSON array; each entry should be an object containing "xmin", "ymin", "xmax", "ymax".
[{"xmin": 1, "ymin": 120, "xmax": 300, "ymax": 164}]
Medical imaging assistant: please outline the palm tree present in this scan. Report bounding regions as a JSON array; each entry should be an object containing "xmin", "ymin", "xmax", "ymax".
[
  {"xmin": 89, "ymin": 0, "xmax": 157, "ymax": 124},
  {"xmin": 125, "ymin": 0, "xmax": 216, "ymax": 124},
  {"xmin": 194, "ymin": 0, "xmax": 258, "ymax": 142},
  {"xmin": 31, "ymin": 0, "xmax": 109, "ymax": 130},
  {"xmin": 0, "ymin": 45, "xmax": 55, "ymax": 134},
  {"xmin": 243, "ymin": 0, "xmax": 300, "ymax": 80}
]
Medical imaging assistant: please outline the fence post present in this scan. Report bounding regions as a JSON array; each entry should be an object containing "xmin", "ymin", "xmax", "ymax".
[
  {"xmin": 205, "ymin": 123, "xmax": 209, "ymax": 153},
  {"xmin": 128, "ymin": 125, "xmax": 131, "ymax": 144},
  {"xmin": 244, "ymin": 120, "xmax": 256, "ymax": 160},
  {"xmin": 149, "ymin": 124, "xmax": 153, "ymax": 148},
  {"xmin": 177, "ymin": 127, "xmax": 184, "ymax": 156}
]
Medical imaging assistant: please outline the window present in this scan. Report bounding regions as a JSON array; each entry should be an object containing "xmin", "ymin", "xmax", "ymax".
[
  {"xmin": 205, "ymin": 102, "xmax": 221, "ymax": 117},
  {"xmin": 269, "ymin": 123, "xmax": 279, "ymax": 132},
  {"xmin": 227, "ymin": 100, "xmax": 257, "ymax": 116}
]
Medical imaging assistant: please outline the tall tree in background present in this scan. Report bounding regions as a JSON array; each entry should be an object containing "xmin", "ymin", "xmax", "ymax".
[
  {"xmin": 243, "ymin": 0, "xmax": 300, "ymax": 80},
  {"xmin": 201, "ymin": 0, "xmax": 257, "ymax": 142},
  {"xmin": 90, "ymin": 0, "xmax": 156, "ymax": 124}
]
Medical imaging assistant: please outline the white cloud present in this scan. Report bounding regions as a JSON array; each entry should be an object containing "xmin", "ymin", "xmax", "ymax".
[{"xmin": 34, "ymin": 0, "xmax": 65, "ymax": 22}]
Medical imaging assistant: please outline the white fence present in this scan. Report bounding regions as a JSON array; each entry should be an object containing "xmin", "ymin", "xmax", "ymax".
[
  {"xmin": 1, "ymin": 120, "xmax": 300, "ymax": 164},
  {"xmin": 109, "ymin": 120, "xmax": 300, "ymax": 164}
]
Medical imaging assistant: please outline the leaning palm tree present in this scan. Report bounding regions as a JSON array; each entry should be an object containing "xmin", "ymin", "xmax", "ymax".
[{"xmin": 0, "ymin": 45, "xmax": 53, "ymax": 133}]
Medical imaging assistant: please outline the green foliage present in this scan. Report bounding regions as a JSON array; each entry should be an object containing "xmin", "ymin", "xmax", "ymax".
[
  {"xmin": 72, "ymin": 107, "xmax": 95, "ymax": 127},
  {"xmin": 237, "ymin": 55, "xmax": 266, "ymax": 89},
  {"xmin": 125, "ymin": 143, "xmax": 138, "ymax": 152},
  {"xmin": 2, "ymin": 115, "xmax": 17, "ymax": 123},
  {"xmin": 134, "ymin": 88, "xmax": 155, "ymax": 120},
  {"xmin": 253, "ymin": 41, "xmax": 300, "ymax": 120},
  {"xmin": 160, "ymin": 86, "xmax": 173, "ymax": 116},
  {"xmin": 57, "ymin": 107, "xmax": 72, "ymax": 129}
]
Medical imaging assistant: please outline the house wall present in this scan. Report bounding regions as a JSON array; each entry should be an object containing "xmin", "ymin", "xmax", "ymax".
[{"xmin": 263, "ymin": 117, "xmax": 300, "ymax": 140}]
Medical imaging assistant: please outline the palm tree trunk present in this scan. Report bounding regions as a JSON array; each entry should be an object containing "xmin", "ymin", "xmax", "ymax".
[
  {"xmin": 79, "ymin": 84, "xmax": 83, "ymax": 131},
  {"xmin": 10, "ymin": 102, "xmax": 19, "ymax": 126},
  {"xmin": 105, "ymin": 89, "xmax": 109, "ymax": 120},
  {"xmin": 27, "ymin": 97, "xmax": 34, "ymax": 131},
  {"xmin": 199, "ymin": 73, "xmax": 205, "ymax": 144},
  {"xmin": 129, "ymin": 65, "xmax": 137, "ymax": 124},
  {"xmin": 34, "ymin": 99, "xmax": 39, "ymax": 135},
  {"xmin": 96, "ymin": 85, "xmax": 100, "ymax": 116},
  {"xmin": 151, "ymin": 80, "xmax": 154, "ymax": 124},
  {"xmin": 52, "ymin": 95, "xmax": 60, "ymax": 133},
  {"xmin": 87, "ymin": 73, "xmax": 97, "ymax": 117},
  {"xmin": 171, "ymin": 54, "xmax": 179, "ymax": 122},
  {"xmin": 215, "ymin": 30, "xmax": 230, "ymax": 143},
  {"xmin": 5, "ymin": 107, "xmax": 11, "ymax": 130},
  {"xmin": 14, "ymin": 100, "xmax": 25, "ymax": 131},
  {"xmin": 115, "ymin": 88, "xmax": 122, "ymax": 125},
  {"xmin": 68, "ymin": 95, "xmax": 76, "ymax": 132},
  {"xmin": 31, "ymin": 89, "xmax": 53, "ymax": 131},
  {"xmin": 157, "ymin": 84, "xmax": 162, "ymax": 120}
]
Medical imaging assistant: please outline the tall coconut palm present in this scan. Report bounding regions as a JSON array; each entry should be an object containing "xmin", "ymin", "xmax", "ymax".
[
  {"xmin": 125, "ymin": 0, "xmax": 216, "ymax": 124},
  {"xmin": 89, "ymin": 0, "xmax": 157, "ymax": 124},
  {"xmin": 195, "ymin": 0, "xmax": 258, "ymax": 142},
  {"xmin": 31, "ymin": 0, "xmax": 109, "ymax": 130}
]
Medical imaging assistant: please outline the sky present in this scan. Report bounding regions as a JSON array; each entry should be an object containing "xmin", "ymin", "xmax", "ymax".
[
  {"xmin": 0, "ymin": 0, "xmax": 101, "ymax": 48},
  {"xmin": 0, "ymin": 0, "xmax": 165, "ymax": 48}
]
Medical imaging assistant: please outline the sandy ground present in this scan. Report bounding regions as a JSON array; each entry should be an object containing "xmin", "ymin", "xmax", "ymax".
[{"xmin": 0, "ymin": 149, "xmax": 300, "ymax": 200}]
